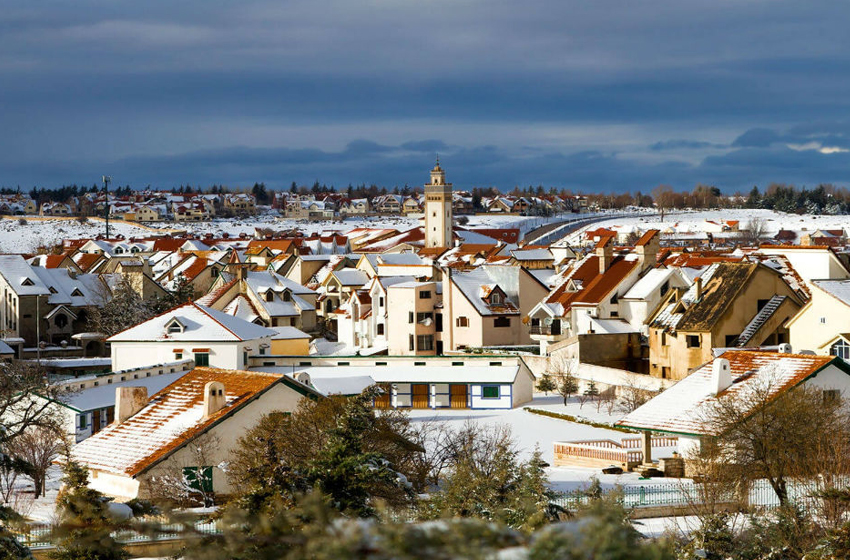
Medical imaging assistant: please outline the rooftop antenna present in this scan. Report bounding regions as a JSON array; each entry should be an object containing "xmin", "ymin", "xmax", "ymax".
[{"xmin": 102, "ymin": 175, "xmax": 112, "ymax": 238}]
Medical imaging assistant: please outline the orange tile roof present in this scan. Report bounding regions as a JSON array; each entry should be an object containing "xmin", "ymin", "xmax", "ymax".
[
  {"xmin": 70, "ymin": 367, "xmax": 285, "ymax": 477},
  {"xmin": 74, "ymin": 253, "xmax": 104, "ymax": 272},
  {"xmin": 635, "ymin": 229, "xmax": 660, "ymax": 247},
  {"xmin": 247, "ymin": 239, "xmax": 298, "ymax": 253},
  {"xmin": 546, "ymin": 254, "xmax": 638, "ymax": 310}
]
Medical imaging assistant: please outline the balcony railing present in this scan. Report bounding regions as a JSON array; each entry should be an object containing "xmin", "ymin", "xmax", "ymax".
[{"xmin": 530, "ymin": 324, "xmax": 562, "ymax": 336}]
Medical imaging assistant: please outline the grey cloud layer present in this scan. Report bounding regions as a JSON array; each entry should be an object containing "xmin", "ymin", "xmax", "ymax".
[{"xmin": 2, "ymin": 1, "xmax": 850, "ymax": 190}]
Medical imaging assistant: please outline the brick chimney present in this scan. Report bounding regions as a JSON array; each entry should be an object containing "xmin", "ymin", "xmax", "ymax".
[
  {"xmin": 635, "ymin": 230, "xmax": 660, "ymax": 272},
  {"xmin": 115, "ymin": 386, "xmax": 148, "ymax": 424},
  {"xmin": 694, "ymin": 276, "xmax": 703, "ymax": 301},
  {"xmin": 711, "ymin": 357, "xmax": 731, "ymax": 395},
  {"xmin": 203, "ymin": 381, "xmax": 226, "ymax": 419},
  {"xmin": 596, "ymin": 236, "xmax": 614, "ymax": 274}
]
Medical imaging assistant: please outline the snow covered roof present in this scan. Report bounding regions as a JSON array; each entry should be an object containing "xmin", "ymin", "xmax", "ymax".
[
  {"xmin": 332, "ymin": 269, "xmax": 370, "ymax": 286},
  {"xmin": 63, "ymin": 371, "xmax": 188, "ymax": 412},
  {"xmin": 271, "ymin": 326, "xmax": 311, "ymax": 340},
  {"xmin": 510, "ymin": 248, "xmax": 554, "ymax": 261},
  {"xmin": 812, "ymin": 280, "xmax": 850, "ymax": 308},
  {"xmin": 107, "ymin": 302, "xmax": 276, "ymax": 342},
  {"xmin": 256, "ymin": 364, "xmax": 522, "ymax": 385},
  {"xmin": 0, "ymin": 255, "xmax": 51, "ymax": 296},
  {"xmin": 622, "ymin": 267, "xmax": 685, "ymax": 300},
  {"xmin": 69, "ymin": 368, "xmax": 286, "ymax": 476},
  {"xmin": 451, "ymin": 265, "xmax": 522, "ymax": 316},
  {"xmin": 617, "ymin": 351, "xmax": 842, "ymax": 436}
]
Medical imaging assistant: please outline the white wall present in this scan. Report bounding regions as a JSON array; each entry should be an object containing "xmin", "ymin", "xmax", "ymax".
[{"xmin": 111, "ymin": 338, "xmax": 270, "ymax": 371}]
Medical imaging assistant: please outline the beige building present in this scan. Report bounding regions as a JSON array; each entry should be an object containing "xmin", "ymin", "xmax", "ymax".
[
  {"xmin": 787, "ymin": 280, "xmax": 850, "ymax": 357},
  {"xmin": 69, "ymin": 368, "xmax": 320, "ymax": 501},
  {"xmin": 424, "ymin": 160, "xmax": 453, "ymax": 248},
  {"xmin": 387, "ymin": 281, "xmax": 439, "ymax": 355},
  {"xmin": 648, "ymin": 262, "xmax": 805, "ymax": 380}
]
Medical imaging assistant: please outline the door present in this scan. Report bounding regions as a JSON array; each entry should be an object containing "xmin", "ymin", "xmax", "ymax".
[
  {"xmin": 412, "ymin": 384, "xmax": 429, "ymax": 409},
  {"xmin": 92, "ymin": 409, "xmax": 101, "ymax": 434},
  {"xmin": 374, "ymin": 383, "xmax": 391, "ymax": 409},
  {"xmin": 450, "ymin": 384, "xmax": 468, "ymax": 409},
  {"xmin": 436, "ymin": 341, "xmax": 443, "ymax": 355}
]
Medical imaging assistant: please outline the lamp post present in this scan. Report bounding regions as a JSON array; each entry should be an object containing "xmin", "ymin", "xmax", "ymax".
[{"xmin": 102, "ymin": 175, "xmax": 112, "ymax": 238}]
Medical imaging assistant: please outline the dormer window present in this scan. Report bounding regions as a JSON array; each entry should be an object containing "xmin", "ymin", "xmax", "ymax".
[
  {"xmin": 21, "ymin": 278, "xmax": 34, "ymax": 286},
  {"xmin": 490, "ymin": 292, "xmax": 503, "ymax": 305},
  {"xmin": 282, "ymin": 290, "xmax": 291, "ymax": 302},
  {"xmin": 48, "ymin": 286, "xmax": 58, "ymax": 294},
  {"xmin": 71, "ymin": 288, "xmax": 83, "ymax": 297},
  {"xmin": 265, "ymin": 291, "xmax": 275, "ymax": 302},
  {"xmin": 165, "ymin": 318, "xmax": 185, "ymax": 334}
]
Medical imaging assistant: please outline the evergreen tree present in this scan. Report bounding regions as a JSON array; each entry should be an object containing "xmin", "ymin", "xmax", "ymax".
[
  {"xmin": 536, "ymin": 375, "xmax": 557, "ymax": 395},
  {"xmin": 49, "ymin": 462, "xmax": 129, "ymax": 560},
  {"xmin": 0, "ymin": 506, "xmax": 32, "ymax": 559}
]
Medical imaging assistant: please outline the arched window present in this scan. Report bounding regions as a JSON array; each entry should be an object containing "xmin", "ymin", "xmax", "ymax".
[
  {"xmin": 490, "ymin": 292, "xmax": 503, "ymax": 305},
  {"xmin": 265, "ymin": 291, "xmax": 274, "ymax": 302},
  {"xmin": 282, "ymin": 291, "xmax": 291, "ymax": 302},
  {"xmin": 831, "ymin": 339, "xmax": 850, "ymax": 360}
]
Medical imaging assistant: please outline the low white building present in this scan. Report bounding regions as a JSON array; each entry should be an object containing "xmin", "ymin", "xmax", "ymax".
[
  {"xmin": 108, "ymin": 302, "xmax": 276, "ymax": 370},
  {"xmin": 617, "ymin": 350, "xmax": 850, "ymax": 460}
]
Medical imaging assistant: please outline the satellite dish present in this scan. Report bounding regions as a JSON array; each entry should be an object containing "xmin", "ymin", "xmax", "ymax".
[{"xmin": 422, "ymin": 317, "xmax": 433, "ymax": 327}]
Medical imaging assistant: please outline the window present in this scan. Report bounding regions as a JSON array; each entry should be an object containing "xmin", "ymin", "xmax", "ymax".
[
  {"xmin": 419, "ymin": 290, "xmax": 432, "ymax": 299},
  {"xmin": 78, "ymin": 414, "xmax": 87, "ymax": 429},
  {"xmin": 821, "ymin": 317, "xmax": 827, "ymax": 324},
  {"xmin": 299, "ymin": 361, "xmax": 312, "ymax": 366},
  {"xmin": 417, "ymin": 335, "xmax": 434, "ymax": 351},
  {"xmin": 379, "ymin": 297, "xmax": 384, "ymax": 307},
  {"xmin": 489, "ymin": 361, "xmax": 502, "ymax": 366},
  {"xmin": 377, "ymin": 324, "xmax": 385, "ymax": 335},
  {"xmin": 259, "ymin": 347, "xmax": 266, "ymax": 355},
  {"xmin": 494, "ymin": 316, "xmax": 511, "ymax": 328},
  {"xmin": 265, "ymin": 291, "xmax": 274, "ymax": 302},
  {"xmin": 610, "ymin": 293, "xmax": 618, "ymax": 304},
  {"xmin": 456, "ymin": 317, "xmax": 469, "ymax": 327},
  {"xmin": 686, "ymin": 335, "xmax": 701, "ymax": 348},
  {"xmin": 490, "ymin": 292, "xmax": 503, "ymax": 305},
  {"xmin": 830, "ymin": 339, "xmax": 850, "ymax": 360},
  {"xmin": 175, "ymin": 353, "xmax": 183, "ymax": 360},
  {"xmin": 416, "ymin": 312, "xmax": 433, "ymax": 324},
  {"xmin": 243, "ymin": 352, "xmax": 248, "ymax": 365},
  {"xmin": 282, "ymin": 291, "xmax": 291, "ymax": 302},
  {"xmin": 409, "ymin": 334, "xmax": 414, "ymax": 351},
  {"xmin": 71, "ymin": 288, "xmax": 84, "ymax": 297},
  {"xmin": 414, "ymin": 361, "xmax": 426, "ymax": 366},
  {"xmin": 409, "ymin": 312, "xmax": 414, "ymax": 324},
  {"xmin": 375, "ymin": 362, "xmax": 387, "ymax": 366},
  {"xmin": 166, "ymin": 319, "xmax": 183, "ymax": 334},
  {"xmin": 194, "ymin": 353, "xmax": 210, "ymax": 367},
  {"xmin": 660, "ymin": 281, "xmax": 670, "ymax": 297},
  {"xmin": 482, "ymin": 386, "xmax": 500, "ymax": 399},
  {"xmin": 182, "ymin": 466, "xmax": 213, "ymax": 493},
  {"xmin": 55, "ymin": 314, "xmax": 68, "ymax": 328}
]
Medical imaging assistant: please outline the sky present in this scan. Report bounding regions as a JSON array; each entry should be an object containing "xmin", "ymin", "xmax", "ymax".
[{"xmin": 3, "ymin": 1, "xmax": 850, "ymax": 193}]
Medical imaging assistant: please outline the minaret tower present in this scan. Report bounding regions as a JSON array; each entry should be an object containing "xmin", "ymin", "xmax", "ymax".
[{"xmin": 424, "ymin": 157, "xmax": 453, "ymax": 248}]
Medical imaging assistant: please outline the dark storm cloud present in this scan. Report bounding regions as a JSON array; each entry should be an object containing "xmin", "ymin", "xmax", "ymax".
[{"xmin": 3, "ymin": 1, "xmax": 850, "ymax": 191}]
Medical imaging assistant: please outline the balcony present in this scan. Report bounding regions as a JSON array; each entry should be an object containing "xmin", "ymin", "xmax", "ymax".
[{"xmin": 530, "ymin": 324, "xmax": 562, "ymax": 336}]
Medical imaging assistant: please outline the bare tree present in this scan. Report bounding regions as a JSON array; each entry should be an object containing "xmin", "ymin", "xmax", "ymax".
[
  {"xmin": 148, "ymin": 433, "xmax": 222, "ymax": 507},
  {"xmin": 548, "ymin": 355, "xmax": 578, "ymax": 406},
  {"xmin": 597, "ymin": 386, "xmax": 617, "ymax": 415},
  {"xmin": 8, "ymin": 425, "xmax": 68, "ymax": 497},
  {"xmin": 741, "ymin": 217, "xmax": 768, "ymax": 244},
  {"xmin": 0, "ymin": 361, "xmax": 65, "ymax": 446},
  {"xmin": 615, "ymin": 376, "xmax": 655, "ymax": 415},
  {"xmin": 697, "ymin": 366, "xmax": 850, "ymax": 507}
]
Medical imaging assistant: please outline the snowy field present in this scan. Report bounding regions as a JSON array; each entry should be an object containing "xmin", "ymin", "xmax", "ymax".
[
  {"xmin": 0, "ymin": 212, "xmax": 546, "ymax": 253},
  {"xmin": 564, "ymin": 208, "xmax": 850, "ymax": 244},
  {"xmin": 408, "ymin": 393, "xmax": 678, "ymax": 494}
]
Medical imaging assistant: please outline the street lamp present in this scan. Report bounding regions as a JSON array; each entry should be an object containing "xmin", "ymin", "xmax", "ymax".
[{"xmin": 102, "ymin": 175, "xmax": 112, "ymax": 238}]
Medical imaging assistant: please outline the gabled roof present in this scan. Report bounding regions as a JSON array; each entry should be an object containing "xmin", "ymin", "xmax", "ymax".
[
  {"xmin": 617, "ymin": 351, "xmax": 844, "ymax": 436},
  {"xmin": 69, "ymin": 368, "xmax": 287, "ymax": 477},
  {"xmin": 107, "ymin": 302, "xmax": 276, "ymax": 342},
  {"xmin": 544, "ymin": 252, "xmax": 640, "ymax": 313},
  {"xmin": 812, "ymin": 280, "xmax": 850, "ymax": 308}
]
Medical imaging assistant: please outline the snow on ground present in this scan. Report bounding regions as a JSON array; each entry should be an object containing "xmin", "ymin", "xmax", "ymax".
[
  {"xmin": 564, "ymin": 208, "xmax": 850, "ymax": 244},
  {"xmin": 9, "ymin": 464, "xmax": 64, "ymax": 523},
  {"xmin": 408, "ymin": 393, "xmax": 678, "ymax": 494},
  {"xmin": 0, "ymin": 212, "xmax": 545, "ymax": 253}
]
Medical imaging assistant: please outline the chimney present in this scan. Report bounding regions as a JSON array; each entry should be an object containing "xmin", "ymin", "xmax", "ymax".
[
  {"xmin": 778, "ymin": 343, "xmax": 792, "ymax": 354},
  {"xmin": 635, "ymin": 230, "xmax": 660, "ymax": 272},
  {"xmin": 203, "ymin": 381, "xmax": 227, "ymax": 419},
  {"xmin": 711, "ymin": 358, "xmax": 731, "ymax": 395},
  {"xmin": 115, "ymin": 386, "xmax": 148, "ymax": 423},
  {"xmin": 694, "ymin": 276, "xmax": 702, "ymax": 301},
  {"xmin": 596, "ymin": 236, "xmax": 614, "ymax": 274}
]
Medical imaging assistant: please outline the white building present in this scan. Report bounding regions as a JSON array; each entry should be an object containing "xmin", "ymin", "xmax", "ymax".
[{"xmin": 108, "ymin": 302, "xmax": 276, "ymax": 370}]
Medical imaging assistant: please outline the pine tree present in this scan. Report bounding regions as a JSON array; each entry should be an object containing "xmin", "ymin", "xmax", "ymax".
[
  {"xmin": 584, "ymin": 379, "xmax": 600, "ymax": 399},
  {"xmin": 49, "ymin": 462, "xmax": 129, "ymax": 560},
  {"xmin": 0, "ymin": 506, "xmax": 32, "ymax": 559},
  {"xmin": 536, "ymin": 375, "xmax": 557, "ymax": 395}
]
